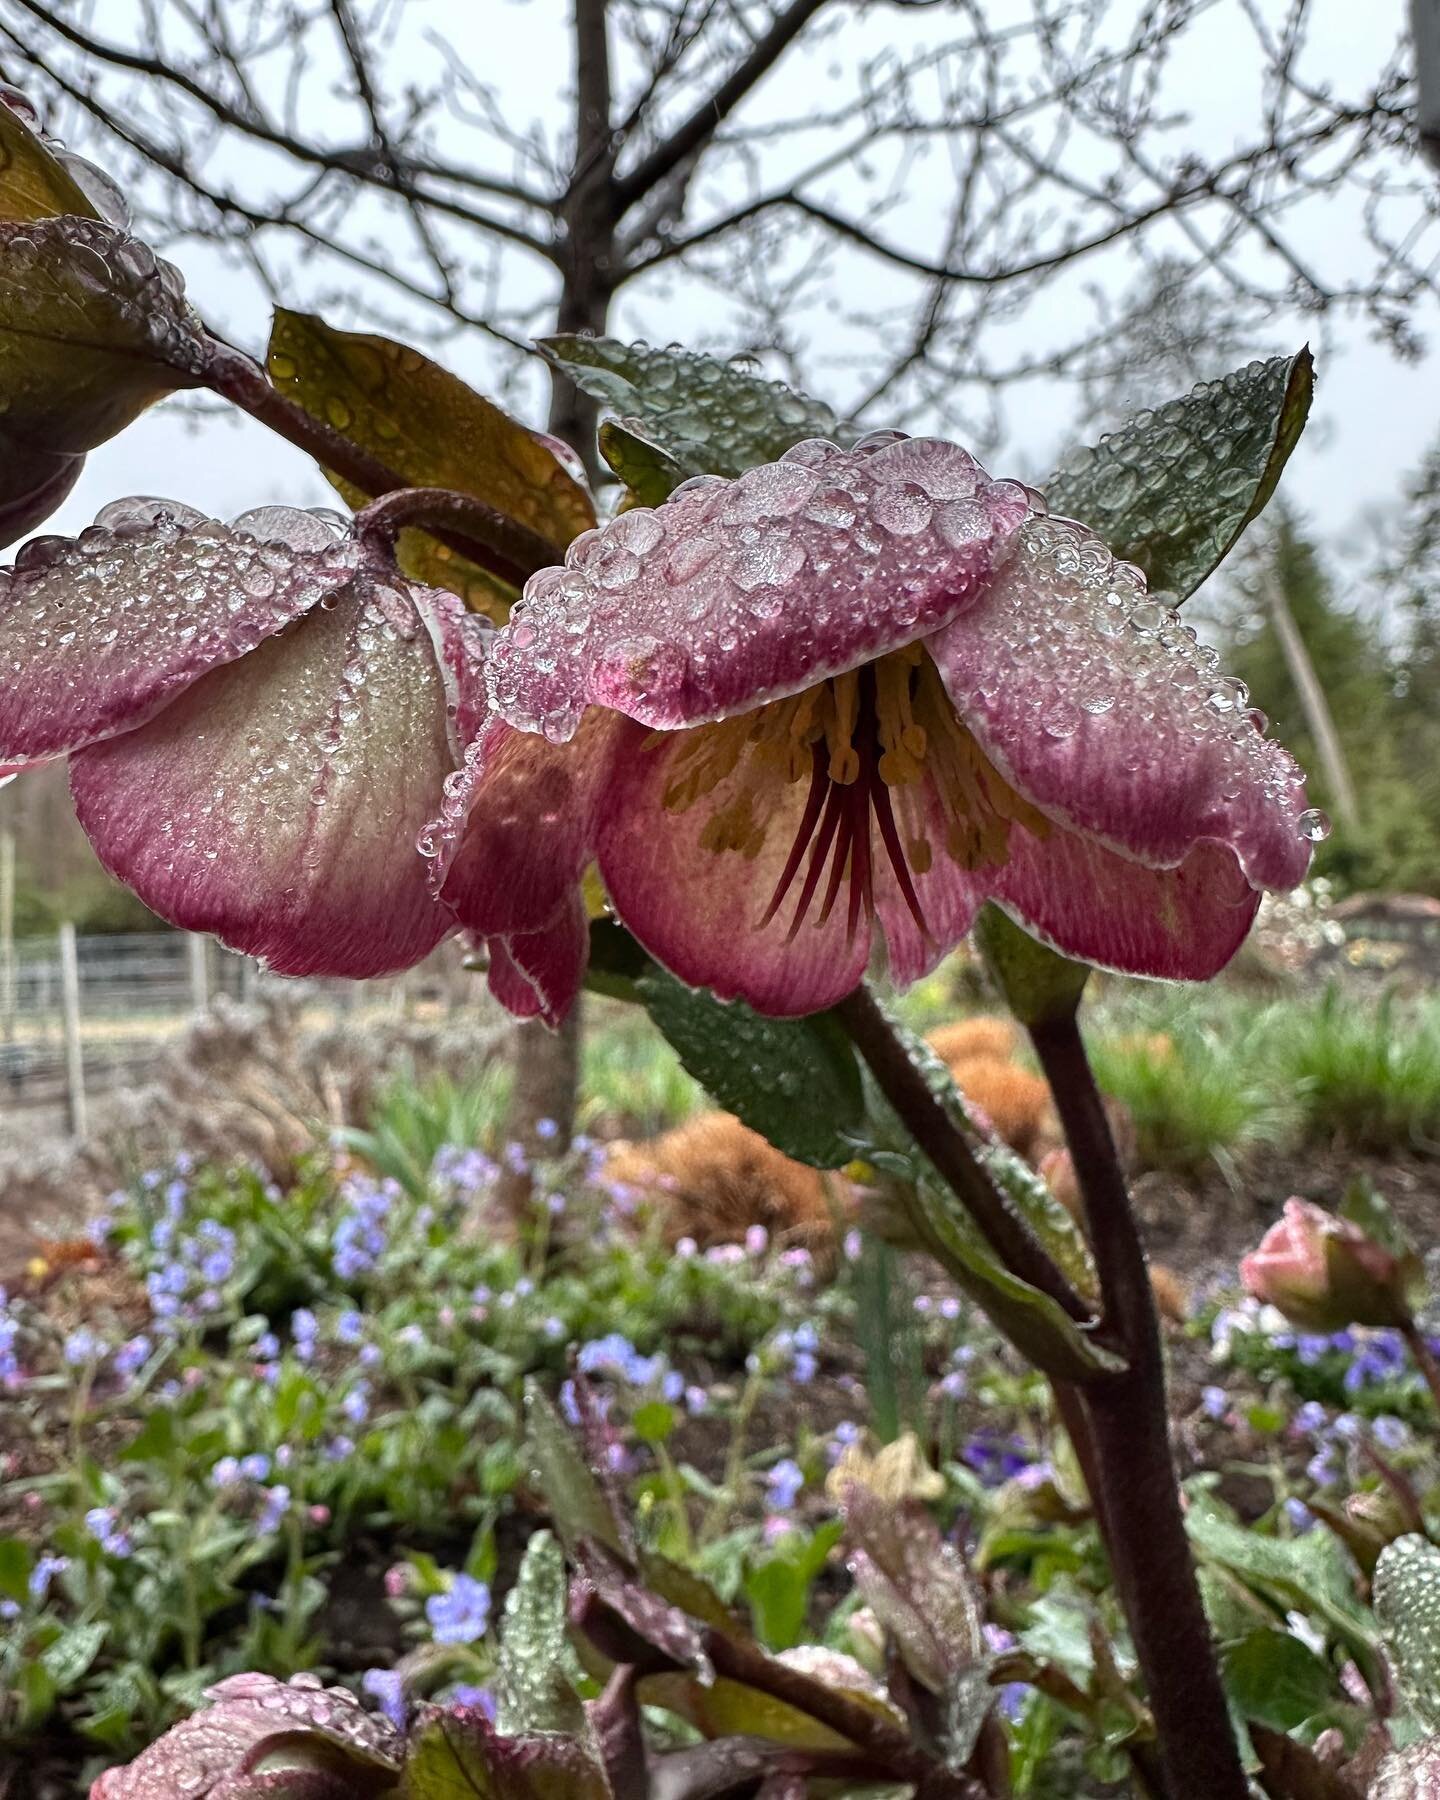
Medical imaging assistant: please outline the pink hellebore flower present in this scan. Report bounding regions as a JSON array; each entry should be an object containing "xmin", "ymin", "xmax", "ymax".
[
  {"xmin": 89, "ymin": 1671, "xmax": 402, "ymax": 1798},
  {"xmin": 1240, "ymin": 1198, "xmax": 1420, "ymax": 1333},
  {"xmin": 0, "ymin": 500, "xmax": 487, "ymax": 980},
  {"xmin": 431, "ymin": 432, "xmax": 1317, "ymax": 1019}
]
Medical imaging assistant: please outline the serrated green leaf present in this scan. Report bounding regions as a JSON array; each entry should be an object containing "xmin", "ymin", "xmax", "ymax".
[
  {"xmin": 636, "ymin": 966, "xmax": 864, "ymax": 1169},
  {"xmin": 1046, "ymin": 349, "xmax": 1313, "ymax": 600},
  {"xmin": 539, "ymin": 335, "xmax": 841, "ymax": 478},
  {"xmin": 1221, "ymin": 1628, "xmax": 1337, "ymax": 1731},
  {"xmin": 497, "ymin": 1531, "xmax": 587, "ymax": 1737},
  {"xmin": 1186, "ymin": 1492, "xmax": 1381, "ymax": 1691},
  {"xmin": 523, "ymin": 1382, "xmax": 625, "ymax": 1558},
  {"xmin": 1375, "ymin": 1534, "xmax": 1440, "ymax": 1731}
]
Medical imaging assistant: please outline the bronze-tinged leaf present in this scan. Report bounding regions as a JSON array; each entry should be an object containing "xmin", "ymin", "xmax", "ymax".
[
  {"xmin": 0, "ymin": 99, "xmax": 102, "ymax": 223},
  {"xmin": 0, "ymin": 216, "xmax": 207, "ymax": 546},
  {"xmin": 267, "ymin": 311, "xmax": 596, "ymax": 620}
]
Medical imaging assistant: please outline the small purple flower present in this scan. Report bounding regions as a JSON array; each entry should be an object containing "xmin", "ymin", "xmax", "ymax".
[
  {"xmin": 112, "ymin": 1335, "xmax": 151, "ymax": 1380},
  {"xmin": 766, "ymin": 1458, "xmax": 804, "ymax": 1511},
  {"xmin": 291, "ymin": 1309, "xmax": 318, "ymax": 1361},
  {"xmin": 1284, "ymin": 1498, "xmax": 1316, "ymax": 1532},
  {"xmin": 361, "ymin": 1668, "xmax": 407, "ymax": 1729},
  {"xmin": 535, "ymin": 1116, "xmax": 560, "ymax": 1143},
  {"xmin": 324, "ymin": 1435, "xmax": 356, "ymax": 1462},
  {"xmin": 1293, "ymin": 1401, "xmax": 1328, "ymax": 1438},
  {"xmin": 450, "ymin": 1684, "xmax": 498, "ymax": 1718},
  {"xmin": 256, "ymin": 1485, "xmax": 291, "ymax": 1533},
  {"xmin": 745, "ymin": 1224, "xmax": 769, "ymax": 1256},
  {"xmin": 28, "ymin": 1554, "xmax": 68, "ymax": 1604},
  {"xmin": 426, "ymin": 1573, "xmax": 492, "ymax": 1645},
  {"xmin": 1373, "ymin": 1415, "xmax": 1408, "ymax": 1452},
  {"xmin": 85, "ymin": 1506, "xmax": 132, "ymax": 1557},
  {"xmin": 341, "ymin": 1380, "xmax": 371, "ymax": 1427},
  {"xmin": 1200, "ymin": 1385, "xmax": 1229, "ymax": 1421},
  {"xmin": 63, "ymin": 1328, "xmax": 101, "ymax": 1366},
  {"xmin": 239, "ymin": 1453, "xmax": 271, "ymax": 1482}
]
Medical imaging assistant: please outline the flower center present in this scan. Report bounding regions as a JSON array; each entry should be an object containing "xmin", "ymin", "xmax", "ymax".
[{"xmin": 659, "ymin": 645, "xmax": 1048, "ymax": 941}]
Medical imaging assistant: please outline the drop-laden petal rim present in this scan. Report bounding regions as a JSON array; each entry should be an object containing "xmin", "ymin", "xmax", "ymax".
[
  {"xmin": 483, "ymin": 435, "xmax": 1036, "ymax": 743},
  {"xmin": 923, "ymin": 517, "xmax": 1314, "ymax": 896},
  {"xmin": 70, "ymin": 575, "xmax": 461, "ymax": 980}
]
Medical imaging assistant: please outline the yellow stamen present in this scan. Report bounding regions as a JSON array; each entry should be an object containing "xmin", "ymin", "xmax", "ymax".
[{"xmin": 657, "ymin": 647, "xmax": 1049, "ymax": 929}]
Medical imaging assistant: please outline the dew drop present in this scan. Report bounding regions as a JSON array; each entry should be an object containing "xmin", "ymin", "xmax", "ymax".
[{"xmin": 1298, "ymin": 808, "xmax": 1331, "ymax": 843}]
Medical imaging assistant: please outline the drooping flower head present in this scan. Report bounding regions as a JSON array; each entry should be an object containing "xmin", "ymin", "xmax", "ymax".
[
  {"xmin": 432, "ymin": 432, "xmax": 1318, "ymax": 1019},
  {"xmin": 1241, "ymin": 1198, "xmax": 1421, "ymax": 1332},
  {"xmin": 0, "ymin": 499, "xmax": 487, "ymax": 978}
]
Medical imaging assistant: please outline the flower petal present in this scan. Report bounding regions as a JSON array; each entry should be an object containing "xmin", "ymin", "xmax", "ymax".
[
  {"xmin": 926, "ymin": 516, "xmax": 1313, "ymax": 892},
  {"xmin": 485, "ymin": 434, "xmax": 1033, "ymax": 739},
  {"xmin": 984, "ymin": 825, "xmax": 1262, "ymax": 980},
  {"xmin": 875, "ymin": 785, "xmax": 1261, "ymax": 985},
  {"xmin": 484, "ymin": 893, "xmax": 588, "ymax": 1026},
  {"xmin": 0, "ymin": 505, "xmax": 358, "ymax": 763},
  {"xmin": 595, "ymin": 725, "xmax": 870, "ymax": 1014},
  {"xmin": 70, "ymin": 579, "xmax": 455, "ymax": 977},
  {"xmin": 433, "ymin": 709, "xmax": 622, "ymax": 938}
]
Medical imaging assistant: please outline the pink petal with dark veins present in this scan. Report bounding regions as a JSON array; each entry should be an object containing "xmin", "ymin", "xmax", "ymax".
[
  {"xmin": 925, "ymin": 516, "xmax": 1314, "ymax": 893},
  {"xmin": 485, "ymin": 435, "xmax": 1033, "ymax": 741},
  {"xmin": 594, "ymin": 725, "xmax": 871, "ymax": 1015},
  {"xmin": 70, "ymin": 578, "xmax": 456, "ymax": 978}
]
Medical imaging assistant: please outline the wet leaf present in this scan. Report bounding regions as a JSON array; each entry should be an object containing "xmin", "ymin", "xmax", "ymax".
[
  {"xmin": 539, "ymin": 335, "xmax": 842, "ymax": 478},
  {"xmin": 0, "ymin": 100, "xmax": 102, "ymax": 222},
  {"xmin": 596, "ymin": 419, "xmax": 688, "ymax": 505},
  {"xmin": 403, "ymin": 1710, "xmax": 612, "ymax": 1800},
  {"xmin": 523, "ymin": 1382, "xmax": 628, "ymax": 1560},
  {"xmin": 1221, "ymin": 1628, "xmax": 1337, "ymax": 1731},
  {"xmin": 497, "ymin": 1532, "xmax": 587, "ymax": 1737},
  {"xmin": 1046, "ymin": 348, "xmax": 1313, "ymax": 600},
  {"xmin": 1375, "ymin": 1535, "xmax": 1440, "ymax": 1731},
  {"xmin": 636, "ymin": 966, "xmax": 864, "ymax": 1170},
  {"xmin": 267, "ymin": 311, "xmax": 594, "ymax": 617},
  {"xmin": 40, "ymin": 1621, "xmax": 107, "ymax": 1690},
  {"xmin": 0, "ymin": 217, "xmax": 207, "ymax": 545},
  {"xmin": 837, "ymin": 1486, "xmax": 985, "ymax": 1694}
]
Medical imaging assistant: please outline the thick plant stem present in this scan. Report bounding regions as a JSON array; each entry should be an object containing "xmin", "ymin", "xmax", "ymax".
[
  {"xmin": 352, "ymin": 484, "xmax": 562, "ymax": 579},
  {"xmin": 1029, "ymin": 1012, "xmax": 1248, "ymax": 1800},
  {"xmin": 833, "ymin": 984, "xmax": 1088, "ymax": 1323},
  {"xmin": 204, "ymin": 341, "xmax": 560, "ymax": 586}
]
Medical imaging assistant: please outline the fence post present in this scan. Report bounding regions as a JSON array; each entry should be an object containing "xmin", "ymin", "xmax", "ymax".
[
  {"xmin": 188, "ymin": 933, "xmax": 210, "ymax": 1012},
  {"xmin": 59, "ymin": 921, "xmax": 86, "ymax": 1141}
]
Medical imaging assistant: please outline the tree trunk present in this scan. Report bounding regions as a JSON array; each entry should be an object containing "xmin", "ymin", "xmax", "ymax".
[{"xmin": 495, "ymin": 0, "xmax": 616, "ymax": 1217}]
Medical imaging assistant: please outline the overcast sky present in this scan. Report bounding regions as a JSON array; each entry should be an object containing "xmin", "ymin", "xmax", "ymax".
[{"xmin": 36, "ymin": 0, "xmax": 1440, "ymax": 594}]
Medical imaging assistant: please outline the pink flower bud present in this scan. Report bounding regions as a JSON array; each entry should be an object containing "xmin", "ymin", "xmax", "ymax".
[
  {"xmin": 308, "ymin": 1504, "xmax": 331, "ymax": 1526},
  {"xmin": 1240, "ymin": 1199, "xmax": 1419, "ymax": 1332}
]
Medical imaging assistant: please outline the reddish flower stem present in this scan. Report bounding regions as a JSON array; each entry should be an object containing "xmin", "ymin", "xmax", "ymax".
[
  {"xmin": 202, "ymin": 339, "xmax": 562, "ymax": 588},
  {"xmin": 351, "ymin": 484, "xmax": 561, "ymax": 582},
  {"xmin": 1028, "ymin": 1010, "xmax": 1249, "ymax": 1800},
  {"xmin": 833, "ymin": 983, "xmax": 1089, "ymax": 1326},
  {"xmin": 1401, "ymin": 1319, "xmax": 1440, "ymax": 1417}
]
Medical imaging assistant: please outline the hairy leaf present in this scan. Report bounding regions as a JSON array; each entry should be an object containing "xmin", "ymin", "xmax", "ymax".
[
  {"xmin": 1375, "ymin": 1535, "xmax": 1440, "ymax": 1731},
  {"xmin": 497, "ymin": 1532, "xmax": 587, "ymax": 1737},
  {"xmin": 403, "ymin": 1710, "xmax": 611, "ymax": 1800},
  {"xmin": 1046, "ymin": 349, "xmax": 1313, "ymax": 600},
  {"xmin": 1220, "ymin": 1629, "xmax": 1337, "ymax": 1732},
  {"xmin": 268, "ymin": 311, "xmax": 594, "ymax": 617},
  {"xmin": 539, "ymin": 335, "xmax": 842, "ymax": 478},
  {"xmin": 837, "ymin": 1486, "xmax": 985, "ymax": 1694},
  {"xmin": 523, "ymin": 1382, "xmax": 628, "ymax": 1560},
  {"xmin": 635, "ymin": 966, "xmax": 865, "ymax": 1169}
]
